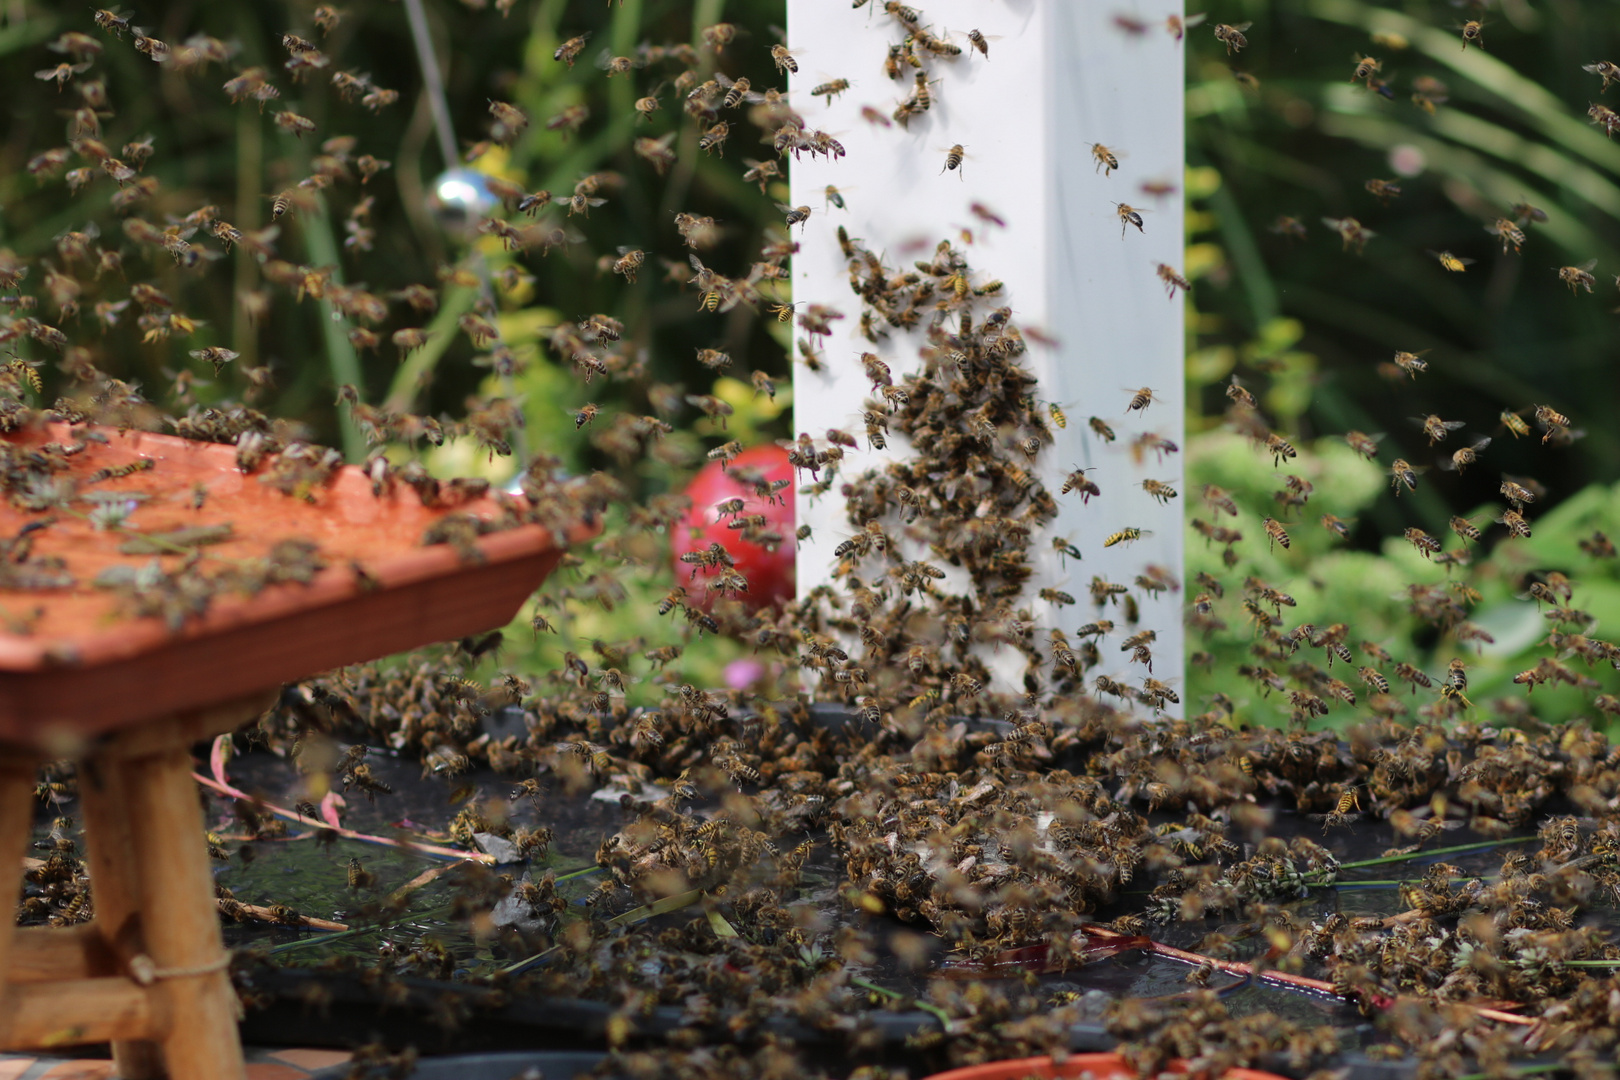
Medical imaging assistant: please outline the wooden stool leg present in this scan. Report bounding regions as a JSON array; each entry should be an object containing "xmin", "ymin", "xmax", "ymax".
[
  {"xmin": 0, "ymin": 759, "xmax": 38, "ymax": 985},
  {"xmin": 123, "ymin": 747, "xmax": 245, "ymax": 1080},
  {"xmin": 80, "ymin": 757, "xmax": 165, "ymax": 1079}
]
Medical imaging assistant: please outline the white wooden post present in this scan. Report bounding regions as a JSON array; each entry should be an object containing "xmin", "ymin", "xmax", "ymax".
[{"xmin": 788, "ymin": 2, "xmax": 1186, "ymax": 709}]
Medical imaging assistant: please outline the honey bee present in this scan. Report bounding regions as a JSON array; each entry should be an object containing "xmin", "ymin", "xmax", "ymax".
[
  {"xmin": 770, "ymin": 44, "xmax": 798, "ymax": 73},
  {"xmin": 1113, "ymin": 202, "xmax": 1145, "ymax": 238},
  {"xmin": 1389, "ymin": 459, "xmax": 1419, "ymax": 495},
  {"xmin": 699, "ymin": 121, "xmax": 730, "ymax": 154},
  {"xmin": 941, "ymin": 144, "xmax": 965, "ymax": 177},
  {"xmin": 1263, "ymin": 517, "xmax": 1290, "ymax": 551},
  {"xmin": 1125, "ymin": 387, "xmax": 1158, "ymax": 413},
  {"xmin": 1350, "ymin": 54, "xmax": 1382, "ymax": 85},
  {"xmin": 1062, "ymin": 467, "xmax": 1100, "ymax": 502},
  {"xmin": 1459, "ymin": 20, "xmax": 1484, "ymax": 50},
  {"xmin": 1323, "ymin": 788, "xmax": 1361, "ymax": 831},
  {"xmin": 1318, "ymin": 514, "xmax": 1351, "ymax": 541},
  {"xmin": 1264, "ymin": 433, "xmax": 1297, "ymax": 466},
  {"xmin": 1156, "ymin": 264, "xmax": 1191, "ymax": 299},
  {"xmin": 1443, "ymin": 437, "xmax": 1491, "ymax": 473},
  {"xmin": 391, "ymin": 328, "xmax": 434, "ymax": 355},
  {"xmin": 554, "ymin": 34, "xmax": 590, "ymax": 67},
  {"xmin": 1322, "ymin": 216, "xmax": 1374, "ymax": 253},
  {"xmin": 701, "ymin": 22, "xmax": 737, "ymax": 50},
  {"xmin": 1581, "ymin": 60, "xmax": 1620, "ymax": 96},
  {"xmin": 1580, "ymin": 531, "xmax": 1616, "ymax": 558},
  {"xmin": 1090, "ymin": 143, "xmax": 1120, "ymax": 175},
  {"xmin": 35, "ymin": 62, "xmax": 93, "ymax": 90},
  {"xmin": 1214, "ymin": 21, "xmax": 1252, "ymax": 54},
  {"xmin": 1498, "ymin": 509, "xmax": 1532, "ymax": 538},
  {"xmin": 189, "ymin": 346, "xmax": 239, "ymax": 373},
  {"xmin": 1270, "ymin": 215, "xmax": 1308, "ymax": 240},
  {"xmin": 273, "ymin": 111, "xmax": 316, "ymax": 137},
  {"xmin": 1499, "ymin": 478, "xmax": 1537, "ymax": 508},
  {"xmin": 1141, "ymin": 479, "xmax": 1177, "ymax": 504},
  {"xmin": 1449, "ymin": 515, "xmax": 1483, "ymax": 542},
  {"xmin": 1428, "ymin": 249, "xmax": 1474, "ymax": 272},
  {"xmin": 1104, "ymin": 528, "xmax": 1152, "ymax": 547},
  {"xmin": 1558, "ymin": 259, "xmax": 1598, "ymax": 293},
  {"xmin": 1412, "ymin": 413, "xmax": 1466, "ymax": 445},
  {"xmin": 1533, "ymin": 403, "xmax": 1572, "ymax": 436},
  {"xmin": 93, "ymin": 8, "xmax": 131, "ymax": 36},
  {"xmin": 1486, "ymin": 218, "xmax": 1526, "ymax": 254},
  {"xmin": 811, "ymin": 78, "xmax": 851, "ymax": 101},
  {"xmin": 1403, "ymin": 528, "xmax": 1441, "ymax": 559},
  {"xmin": 612, "ymin": 248, "xmax": 645, "ymax": 282}
]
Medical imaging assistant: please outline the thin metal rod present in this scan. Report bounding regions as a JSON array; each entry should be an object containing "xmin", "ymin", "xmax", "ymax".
[{"xmin": 402, "ymin": 0, "xmax": 461, "ymax": 169}]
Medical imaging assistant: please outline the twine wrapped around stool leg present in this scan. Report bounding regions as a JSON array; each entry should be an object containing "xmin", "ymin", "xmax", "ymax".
[
  {"xmin": 123, "ymin": 745, "xmax": 246, "ymax": 1080},
  {"xmin": 80, "ymin": 756, "xmax": 165, "ymax": 1079}
]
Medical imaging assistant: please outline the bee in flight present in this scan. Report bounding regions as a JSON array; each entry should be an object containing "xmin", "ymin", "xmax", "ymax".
[
  {"xmin": 1104, "ymin": 527, "xmax": 1152, "ymax": 548},
  {"xmin": 1322, "ymin": 216, "xmax": 1374, "ymax": 253},
  {"xmin": 1412, "ymin": 413, "xmax": 1466, "ymax": 445},
  {"xmin": 1364, "ymin": 178, "xmax": 1400, "ymax": 204},
  {"xmin": 1090, "ymin": 142, "xmax": 1120, "ymax": 175},
  {"xmin": 1125, "ymin": 387, "xmax": 1158, "ymax": 413},
  {"xmin": 1213, "ymin": 21, "xmax": 1252, "ymax": 54},
  {"xmin": 1113, "ymin": 202, "xmax": 1145, "ymax": 238},
  {"xmin": 1428, "ymin": 249, "xmax": 1474, "ymax": 272},
  {"xmin": 1486, "ymin": 218, "xmax": 1526, "ymax": 254},
  {"xmin": 1584, "ymin": 60, "xmax": 1620, "ymax": 92},
  {"xmin": 1557, "ymin": 259, "xmax": 1598, "ymax": 293},
  {"xmin": 1458, "ymin": 20, "xmax": 1485, "ymax": 50},
  {"xmin": 1156, "ymin": 264, "xmax": 1191, "ymax": 299}
]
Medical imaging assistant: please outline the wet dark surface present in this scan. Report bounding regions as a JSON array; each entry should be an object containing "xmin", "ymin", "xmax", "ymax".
[{"xmin": 22, "ymin": 722, "xmax": 1610, "ymax": 1079}]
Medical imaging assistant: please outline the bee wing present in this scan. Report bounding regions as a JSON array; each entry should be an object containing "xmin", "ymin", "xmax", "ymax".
[
  {"xmin": 34, "ymin": 66, "xmax": 65, "ymax": 80},
  {"xmin": 1182, "ymin": 14, "xmax": 1208, "ymax": 28},
  {"xmin": 1443, "ymin": 420, "xmax": 1468, "ymax": 431},
  {"xmin": 1233, "ymin": 21, "xmax": 1253, "ymax": 31},
  {"xmin": 1579, "ymin": 258, "xmax": 1599, "ymax": 271}
]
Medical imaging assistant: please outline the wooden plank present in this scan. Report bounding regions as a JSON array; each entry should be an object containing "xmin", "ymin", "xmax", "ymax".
[{"xmin": 0, "ymin": 976, "xmax": 153, "ymax": 1048}]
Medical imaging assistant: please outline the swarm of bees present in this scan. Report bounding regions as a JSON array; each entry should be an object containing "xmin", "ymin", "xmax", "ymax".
[{"xmin": 12, "ymin": 5, "xmax": 1620, "ymax": 1079}]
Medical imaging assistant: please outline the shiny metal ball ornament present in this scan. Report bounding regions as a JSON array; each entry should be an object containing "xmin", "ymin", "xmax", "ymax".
[{"xmin": 426, "ymin": 168, "xmax": 496, "ymax": 235}]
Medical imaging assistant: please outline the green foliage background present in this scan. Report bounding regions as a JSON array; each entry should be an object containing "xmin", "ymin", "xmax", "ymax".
[{"xmin": 1183, "ymin": 0, "xmax": 1620, "ymax": 730}]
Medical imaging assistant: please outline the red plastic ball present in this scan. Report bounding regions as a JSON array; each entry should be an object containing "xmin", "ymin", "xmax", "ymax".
[{"xmin": 670, "ymin": 444, "xmax": 795, "ymax": 612}]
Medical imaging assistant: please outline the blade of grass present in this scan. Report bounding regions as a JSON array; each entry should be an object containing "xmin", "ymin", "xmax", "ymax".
[
  {"xmin": 1334, "ymin": 835, "xmax": 1534, "ymax": 872},
  {"xmin": 848, "ymin": 976, "xmax": 954, "ymax": 1030},
  {"xmin": 270, "ymin": 902, "xmax": 456, "ymax": 955},
  {"xmin": 1307, "ymin": 0, "xmax": 1620, "ymax": 178},
  {"xmin": 382, "ymin": 282, "xmax": 479, "ymax": 413}
]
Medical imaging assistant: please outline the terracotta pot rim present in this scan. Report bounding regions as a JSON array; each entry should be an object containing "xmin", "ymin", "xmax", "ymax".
[{"xmin": 919, "ymin": 1052, "xmax": 1292, "ymax": 1080}]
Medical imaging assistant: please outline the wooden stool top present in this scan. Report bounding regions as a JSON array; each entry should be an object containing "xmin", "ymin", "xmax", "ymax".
[{"xmin": 0, "ymin": 424, "xmax": 586, "ymax": 751}]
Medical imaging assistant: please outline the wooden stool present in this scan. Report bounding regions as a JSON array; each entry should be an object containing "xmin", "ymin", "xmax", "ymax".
[
  {"xmin": 0, "ymin": 424, "xmax": 587, "ymax": 1077},
  {"xmin": 0, "ymin": 693, "xmax": 275, "ymax": 1080}
]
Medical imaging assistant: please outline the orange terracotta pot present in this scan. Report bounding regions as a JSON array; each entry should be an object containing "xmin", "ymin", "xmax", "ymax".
[
  {"xmin": 921, "ymin": 1053, "xmax": 1291, "ymax": 1080},
  {"xmin": 0, "ymin": 425, "xmax": 593, "ymax": 747}
]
